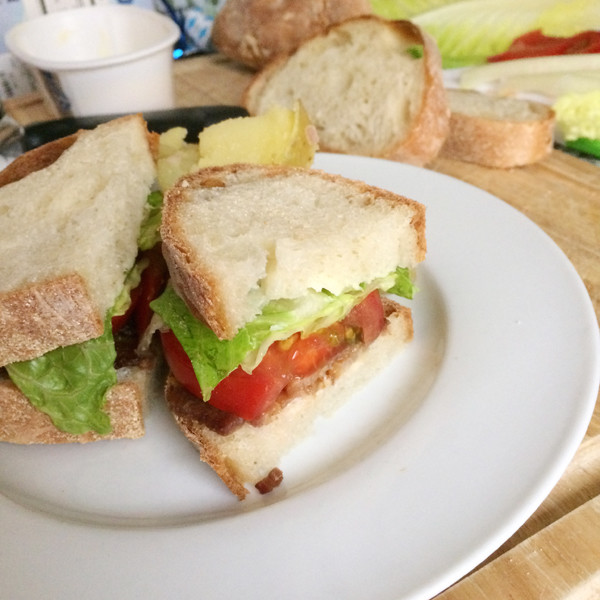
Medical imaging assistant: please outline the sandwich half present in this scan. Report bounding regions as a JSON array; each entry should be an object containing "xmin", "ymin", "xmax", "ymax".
[
  {"xmin": 151, "ymin": 163, "xmax": 426, "ymax": 499},
  {"xmin": 0, "ymin": 115, "xmax": 161, "ymax": 443}
]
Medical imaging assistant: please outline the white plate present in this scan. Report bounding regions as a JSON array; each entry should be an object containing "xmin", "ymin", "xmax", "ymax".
[{"xmin": 1, "ymin": 153, "xmax": 598, "ymax": 600}]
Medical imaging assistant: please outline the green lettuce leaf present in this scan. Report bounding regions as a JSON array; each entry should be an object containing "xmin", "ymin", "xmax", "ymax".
[
  {"xmin": 370, "ymin": 0, "xmax": 462, "ymax": 19},
  {"xmin": 5, "ymin": 259, "xmax": 150, "ymax": 436},
  {"xmin": 138, "ymin": 191, "xmax": 164, "ymax": 251},
  {"xmin": 151, "ymin": 286, "xmax": 253, "ymax": 400},
  {"xmin": 565, "ymin": 138, "xmax": 600, "ymax": 159},
  {"xmin": 410, "ymin": 0, "xmax": 600, "ymax": 68},
  {"xmin": 5, "ymin": 187, "xmax": 161, "ymax": 435},
  {"xmin": 387, "ymin": 267, "xmax": 417, "ymax": 299},
  {"xmin": 151, "ymin": 268, "xmax": 416, "ymax": 400},
  {"xmin": 111, "ymin": 259, "xmax": 149, "ymax": 319},
  {"xmin": 6, "ymin": 316, "xmax": 117, "ymax": 435}
]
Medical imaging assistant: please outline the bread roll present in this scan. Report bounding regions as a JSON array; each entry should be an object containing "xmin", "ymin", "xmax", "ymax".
[{"xmin": 212, "ymin": 0, "xmax": 372, "ymax": 69}]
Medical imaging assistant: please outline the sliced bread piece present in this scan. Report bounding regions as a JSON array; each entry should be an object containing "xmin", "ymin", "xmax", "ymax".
[
  {"xmin": 243, "ymin": 16, "xmax": 450, "ymax": 166},
  {"xmin": 211, "ymin": 0, "xmax": 372, "ymax": 70},
  {"xmin": 440, "ymin": 89, "xmax": 555, "ymax": 168},
  {"xmin": 161, "ymin": 163, "xmax": 426, "ymax": 340},
  {"xmin": 0, "ymin": 115, "xmax": 157, "ymax": 366},
  {"xmin": 0, "ymin": 359, "xmax": 151, "ymax": 444},
  {"xmin": 166, "ymin": 299, "xmax": 413, "ymax": 500}
]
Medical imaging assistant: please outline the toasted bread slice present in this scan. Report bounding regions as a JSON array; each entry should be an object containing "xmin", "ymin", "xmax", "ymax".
[
  {"xmin": 440, "ymin": 89, "xmax": 555, "ymax": 168},
  {"xmin": 0, "ymin": 115, "xmax": 157, "ymax": 366},
  {"xmin": 161, "ymin": 163, "xmax": 426, "ymax": 340},
  {"xmin": 166, "ymin": 299, "xmax": 413, "ymax": 499},
  {"xmin": 243, "ymin": 16, "xmax": 449, "ymax": 166}
]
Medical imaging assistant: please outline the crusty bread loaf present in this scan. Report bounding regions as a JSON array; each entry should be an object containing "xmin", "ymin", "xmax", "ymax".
[
  {"xmin": 212, "ymin": 0, "xmax": 372, "ymax": 70},
  {"xmin": 440, "ymin": 89, "xmax": 555, "ymax": 168},
  {"xmin": 0, "ymin": 360, "xmax": 150, "ymax": 443},
  {"xmin": 0, "ymin": 115, "xmax": 157, "ymax": 366},
  {"xmin": 166, "ymin": 299, "xmax": 413, "ymax": 499},
  {"xmin": 161, "ymin": 163, "xmax": 426, "ymax": 340},
  {"xmin": 243, "ymin": 16, "xmax": 449, "ymax": 166}
]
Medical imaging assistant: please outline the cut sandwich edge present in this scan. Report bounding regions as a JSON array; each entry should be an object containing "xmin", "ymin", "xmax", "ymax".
[
  {"xmin": 0, "ymin": 358, "xmax": 153, "ymax": 444},
  {"xmin": 166, "ymin": 299, "xmax": 414, "ymax": 500}
]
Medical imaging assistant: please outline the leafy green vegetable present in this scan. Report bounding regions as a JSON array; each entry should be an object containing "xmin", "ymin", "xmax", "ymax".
[
  {"xmin": 387, "ymin": 267, "xmax": 417, "ymax": 299},
  {"xmin": 6, "ymin": 316, "xmax": 117, "ymax": 435},
  {"xmin": 460, "ymin": 54, "xmax": 600, "ymax": 90},
  {"xmin": 370, "ymin": 0, "xmax": 461, "ymax": 19},
  {"xmin": 151, "ymin": 286, "xmax": 252, "ymax": 400},
  {"xmin": 151, "ymin": 269, "xmax": 417, "ymax": 400},
  {"xmin": 407, "ymin": 45, "xmax": 424, "ymax": 59},
  {"xmin": 112, "ymin": 260, "xmax": 149, "ymax": 319},
  {"xmin": 4, "ymin": 188, "xmax": 161, "ymax": 436},
  {"xmin": 537, "ymin": 0, "xmax": 600, "ymax": 37},
  {"xmin": 554, "ymin": 90, "xmax": 600, "ymax": 142},
  {"xmin": 409, "ymin": 0, "xmax": 600, "ymax": 68},
  {"xmin": 5, "ymin": 257, "xmax": 151, "ymax": 435},
  {"xmin": 565, "ymin": 138, "xmax": 600, "ymax": 159},
  {"xmin": 138, "ymin": 191, "xmax": 164, "ymax": 251}
]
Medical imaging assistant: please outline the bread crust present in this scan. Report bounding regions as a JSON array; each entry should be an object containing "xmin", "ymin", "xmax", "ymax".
[
  {"xmin": 383, "ymin": 23, "xmax": 450, "ymax": 166},
  {"xmin": 0, "ymin": 134, "xmax": 79, "ymax": 187},
  {"xmin": 242, "ymin": 16, "xmax": 450, "ymax": 166},
  {"xmin": 166, "ymin": 299, "xmax": 413, "ymax": 499},
  {"xmin": 0, "ymin": 361, "xmax": 151, "ymax": 444},
  {"xmin": 161, "ymin": 164, "xmax": 426, "ymax": 340},
  {"xmin": 0, "ymin": 114, "xmax": 158, "ymax": 441},
  {"xmin": 166, "ymin": 376, "xmax": 250, "ymax": 499},
  {"xmin": 160, "ymin": 185, "xmax": 230, "ymax": 338},
  {"xmin": 440, "ymin": 90, "xmax": 555, "ymax": 168},
  {"xmin": 0, "ymin": 274, "xmax": 103, "ymax": 367},
  {"xmin": 212, "ymin": 0, "xmax": 372, "ymax": 70}
]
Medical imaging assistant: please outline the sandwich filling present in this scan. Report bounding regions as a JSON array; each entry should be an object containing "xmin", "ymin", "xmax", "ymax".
[{"xmin": 151, "ymin": 267, "xmax": 416, "ymax": 423}]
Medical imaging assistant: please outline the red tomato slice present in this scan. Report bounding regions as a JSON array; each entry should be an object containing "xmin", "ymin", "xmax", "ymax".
[
  {"xmin": 133, "ymin": 245, "xmax": 168, "ymax": 336},
  {"xmin": 111, "ymin": 246, "xmax": 168, "ymax": 336},
  {"xmin": 161, "ymin": 290, "xmax": 386, "ymax": 421},
  {"xmin": 111, "ymin": 282, "xmax": 143, "ymax": 334},
  {"xmin": 286, "ymin": 324, "xmax": 346, "ymax": 378},
  {"xmin": 342, "ymin": 289, "xmax": 385, "ymax": 344},
  {"xmin": 207, "ymin": 345, "xmax": 292, "ymax": 420},
  {"xmin": 488, "ymin": 29, "xmax": 600, "ymax": 62},
  {"xmin": 160, "ymin": 330, "xmax": 292, "ymax": 420},
  {"xmin": 161, "ymin": 329, "xmax": 203, "ymax": 397},
  {"xmin": 565, "ymin": 30, "xmax": 600, "ymax": 54}
]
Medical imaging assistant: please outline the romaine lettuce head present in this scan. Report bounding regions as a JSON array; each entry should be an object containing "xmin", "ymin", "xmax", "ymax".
[
  {"xmin": 410, "ymin": 0, "xmax": 600, "ymax": 68},
  {"xmin": 151, "ymin": 267, "xmax": 415, "ymax": 401}
]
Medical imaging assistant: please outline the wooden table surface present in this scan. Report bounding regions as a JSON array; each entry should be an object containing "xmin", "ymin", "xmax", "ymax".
[{"xmin": 6, "ymin": 53, "xmax": 600, "ymax": 599}]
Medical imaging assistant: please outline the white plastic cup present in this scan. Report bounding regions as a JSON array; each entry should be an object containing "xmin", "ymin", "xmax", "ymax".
[{"xmin": 5, "ymin": 5, "xmax": 180, "ymax": 117}]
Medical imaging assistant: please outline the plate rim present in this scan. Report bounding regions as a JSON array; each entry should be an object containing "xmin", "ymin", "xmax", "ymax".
[{"xmin": 1, "ymin": 152, "xmax": 598, "ymax": 600}]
